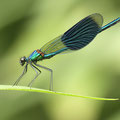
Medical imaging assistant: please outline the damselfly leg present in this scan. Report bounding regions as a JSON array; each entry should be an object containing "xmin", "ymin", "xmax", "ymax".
[
  {"xmin": 28, "ymin": 63, "xmax": 41, "ymax": 88},
  {"xmin": 33, "ymin": 63, "xmax": 53, "ymax": 91},
  {"xmin": 13, "ymin": 63, "xmax": 28, "ymax": 86}
]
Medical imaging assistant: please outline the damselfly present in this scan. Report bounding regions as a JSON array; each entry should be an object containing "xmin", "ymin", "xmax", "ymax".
[{"xmin": 13, "ymin": 13, "xmax": 120, "ymax": 91}]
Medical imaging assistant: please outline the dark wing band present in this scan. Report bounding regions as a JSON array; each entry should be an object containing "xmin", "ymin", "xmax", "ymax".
[{"xmin": 61, "ymin": 13, "xmax": 103, "ymax": 50}]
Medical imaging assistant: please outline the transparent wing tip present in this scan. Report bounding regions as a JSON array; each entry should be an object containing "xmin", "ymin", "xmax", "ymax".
[{"xmin": 90, "ymin": 13, "xmax": 103, "ymax": 27}]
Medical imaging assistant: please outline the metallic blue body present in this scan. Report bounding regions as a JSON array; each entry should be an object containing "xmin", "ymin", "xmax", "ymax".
[
  {"xmin": 100, "ymin": 17, "xmax": 120, "ymax": 33},
  {"xmin": 28, "ymin": 50, "xmax": 40, "ymax": 61}
]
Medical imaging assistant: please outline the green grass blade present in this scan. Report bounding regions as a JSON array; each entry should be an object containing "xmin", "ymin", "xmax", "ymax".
[{"xmin": 0, "ymin": 85, "xmax": 119, "ymax": 101}]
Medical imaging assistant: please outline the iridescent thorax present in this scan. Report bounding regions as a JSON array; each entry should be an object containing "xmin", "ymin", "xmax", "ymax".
[{"xmin": 28, "ymin": 49, "xmax": 44, "ymax": 61}]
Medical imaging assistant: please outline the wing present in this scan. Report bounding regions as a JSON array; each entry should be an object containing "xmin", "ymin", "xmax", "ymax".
[
  {"xmin": 61, "ymin": 13, "xmax": 103, "ymax": 50},
  {"xmin": 40, "ymin": 35, "xmax": 67, "ymax": 56},
  {"xmin": 40, "ymin": 13, "xmax": 103, "ymax": 56}
]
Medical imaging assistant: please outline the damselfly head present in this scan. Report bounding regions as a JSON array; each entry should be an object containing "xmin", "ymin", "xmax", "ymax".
[{"xmin": 20, "ymin": 56, "xmax": 26, "ymax": 66}]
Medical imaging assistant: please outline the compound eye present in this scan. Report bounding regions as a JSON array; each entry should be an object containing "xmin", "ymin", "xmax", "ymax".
[{"xmin": 20, "ymin": 56, "xmax": 26, "ymax": 66}]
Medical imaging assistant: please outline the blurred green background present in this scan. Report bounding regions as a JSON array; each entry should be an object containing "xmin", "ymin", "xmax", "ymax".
[{"xmin": 0, "ymin": 0, "xmax": 120, "ymax": 120}]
